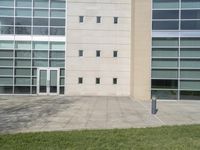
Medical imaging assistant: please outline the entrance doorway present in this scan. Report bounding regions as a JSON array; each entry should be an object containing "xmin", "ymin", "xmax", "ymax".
[{"xmin": 37, "ymin": 68, "xmax": 60, "ymax": 95}]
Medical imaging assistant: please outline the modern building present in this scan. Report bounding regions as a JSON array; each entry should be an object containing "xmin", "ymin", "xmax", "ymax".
[{"xmin": 0, "ymin": 0, "xmax": 200, "ymax": 100}]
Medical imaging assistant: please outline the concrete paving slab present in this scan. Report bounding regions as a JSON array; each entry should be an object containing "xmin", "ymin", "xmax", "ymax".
[{"xmin": 0, "ymin": 96, "xmax": 199, "ymax": 134}]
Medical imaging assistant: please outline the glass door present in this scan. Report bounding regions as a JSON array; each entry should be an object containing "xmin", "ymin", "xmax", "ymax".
[{"xmin": 37, "ymin": 68, "xmax": 59, "ymax": 95}]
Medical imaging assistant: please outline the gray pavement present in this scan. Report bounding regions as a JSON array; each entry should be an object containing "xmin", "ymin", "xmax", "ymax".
[{"xmin": 0, "ymin": 96, "xmax": 199, "ymax": 134}]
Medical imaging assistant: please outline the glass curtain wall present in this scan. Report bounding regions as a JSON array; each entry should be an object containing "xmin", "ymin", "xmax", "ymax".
[
  {"xmin": 0, "ymin": 0, "xmax": 66, "ymax": 94},
  {"xmin": 152, "ymin": 0, "xmax": 200, "ymax": 100}
]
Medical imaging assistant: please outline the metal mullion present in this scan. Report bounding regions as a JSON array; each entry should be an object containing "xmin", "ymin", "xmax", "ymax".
[
  {"xmin": 48, "ymin": 0, "xmax": 51, "ymax": 68},
  {"xmin": 178, "ymin": 0, "xmax": 181, "ymax": 100},
  {"xmin": 12, "ymin": 0, "xmax": 16, "ymax": 94}
]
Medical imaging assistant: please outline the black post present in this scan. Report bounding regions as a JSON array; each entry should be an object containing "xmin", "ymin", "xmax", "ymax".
[{"xmin": 151, "ymin": 96, "xmax": 157, "ymax": 114}]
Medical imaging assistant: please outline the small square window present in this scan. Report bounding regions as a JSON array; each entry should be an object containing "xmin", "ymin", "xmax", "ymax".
[
  {"xmin": 113, "ymin": 78, "xmax": 118, "ymax": 85},
  {"xmin": 113, "ymin": 51, "xmax": 118, "ymax": 57},
  {"xmin": 96, "ymin": 78, "xmax": 100, "ymax": 84},
  {"xmin": 79, "ymin": 16, "xmax": 84, "ymax": 23},
  {"xmin": 97, "ymin": 16, "xmax": 101, "ymax": 23},
  {"xmin": 114, "ymin": 17, "xmax": 118, "ymax": 24},
  {"xmin": 96, "ymin": 50, "xmax": 101, "ymax": 57},
  {"xmin": 79, "ymin": 50, "xmax": 83, "ymax": 57},
  {"xmin": 78, "ymin": 77, "xmax": 83, "ymax": 84}
]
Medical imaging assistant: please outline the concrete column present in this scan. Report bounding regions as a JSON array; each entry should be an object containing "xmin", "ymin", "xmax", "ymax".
[{"xmin": 131, "ymin": 0, "xmax": 152, "ymax": 101}]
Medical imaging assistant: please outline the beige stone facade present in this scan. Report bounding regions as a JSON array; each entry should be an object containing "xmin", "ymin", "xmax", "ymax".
[{"xmin": 66, "ymin": 0, "xmax": 151, "ymax": 100}]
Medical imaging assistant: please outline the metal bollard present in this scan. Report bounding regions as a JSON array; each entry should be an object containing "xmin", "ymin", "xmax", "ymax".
[{"xmin": 151, "ymin": 96, "xmax": 157, "ymax": 115}]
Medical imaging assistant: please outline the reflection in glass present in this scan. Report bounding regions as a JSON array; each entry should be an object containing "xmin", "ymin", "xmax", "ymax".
[
  {"xmin": 16, "ymin": 0, "xmax": 32, "ymax": 7},
  {"xmin": 39, "ymin": 70, "xmax": 47, "ymax": 93},
  {"xmin": 0, "ymin": 17, "xmax": 14, "ymax": 25},
  {"xmin": 50, "ymin": 28, "xmax": 65, "ymax": 35},
  {"xmin": 34, "ymin": 0, "xmax": 49, "ymax": 8},
  {"xmin": 15, "ymin": 27, "xmax": 31, "ymax": 35},
  {"xmin": 0, "ymin": 26, "xmax": 14, "ymax": 34},
  {"xmin": 0, "ymin": 8, "xmax": 14, "ymax": 17},
  {"xmin": 34, "ymin": 9, "xmax": 49, "ymax": 17},
  {"xmin": 33, "ymin": 18, "xmax": 48, "ymax": 26},
  {"xmin": 0, "ymin": 86, "xmax": 13, "ymax": 94},
  {"xmin": 16, "ymin": 9, "xmax": 32, "ymax": 17},
  {"xmin": 33, "ymin": 27, "xmax": 48, "ymax": 35}
]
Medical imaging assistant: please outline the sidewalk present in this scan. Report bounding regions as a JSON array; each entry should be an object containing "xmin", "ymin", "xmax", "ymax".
[{"xmin": 0, "ymin": 96, "xmax": 199, "ymax": 133}]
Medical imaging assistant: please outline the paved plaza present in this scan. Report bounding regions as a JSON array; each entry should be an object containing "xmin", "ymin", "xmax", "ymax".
[{"xmin": 0, "ymin": 96, "xmax": 199, "ymax": 134}]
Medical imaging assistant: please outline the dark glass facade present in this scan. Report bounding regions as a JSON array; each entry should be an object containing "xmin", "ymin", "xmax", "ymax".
[{"xmin": 152, "ymin": 0, "xmax": 200, "ymax": 100}]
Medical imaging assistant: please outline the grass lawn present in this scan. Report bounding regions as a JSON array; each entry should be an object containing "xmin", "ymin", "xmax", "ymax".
[{"xmin": 0, "ymin": 125, "xmax": 200, "ymax": 150}]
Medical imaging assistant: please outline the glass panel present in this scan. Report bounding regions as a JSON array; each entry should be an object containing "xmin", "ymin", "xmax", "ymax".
[
  {"xmin": 39, "ymin": 70, "xmax": 47, "ymax": 93},
  {"xmin": 14, "ymin": 86, "xmax": 30, "ymax": 94},
  {"xmin": 152, "ymin": 90, "xmax": 178, "ymax": 100},
  {"xmin": 50, "ymin": 70, "xmax": 57, "ymax": 93},
  {"xmin": 32, "ymin": 86, "xmax": 37, "ymax": 94},
  {"xmin": 0, "ymin": 77, "xmax": 13, "ymax": 85},
  {"xmin": 15, "ymin": 68, "xmax": 31, "ymax": 76},
  {"xmin": 0, "ymin": 8, "xmax": 14, "ymax": 17},
  {"xmin": 180, "ymin": 81, "xmax": 200, "ymax": 90},
  {"xmin": 153, "ymin": 0, "xmax": 179, "ymax": 9},
  {"xmin": 50, "ymin": 60, "xmax": 64, "ymax": 67},
  {"xmin": 0, "ymin": 86, "xmax": 13, "ymax": 94},
  {"xmin": 181, "ymin": 10, "xmax": 200, "ymax": 19},
  {"xmin": 0, "ymin": 59, "xmax": 13, "ymax": 66},
  {"xmin": 152, "ymin": 59, "xmax": 178, "ymax": 68},
  {"xmin": 34, "ymin": 9, "xmax": 49, "ymax": 17},
  {"xmin": 181, "ymin": 0, "xmax": 200, "ymax": 8},
  {"xmin": 32, "ymin": 78, "xmax": 37, "ymax": 85},
  {"xmin": 15, "ymin": 41, "xmax": 31, "ymax": 49},
  {"xmin": 152, "ymin": 70, "xmax": 178, "ymax": 79},
  {"xmin": 15, "ymin": 27, "xmax": 31, "ymax": 35},
  {"xmin": 60, "ymin": 78, "xmax": 64, "ymax": 85},
  {"xmin": 0, "ymin": 68, "xmax": 13, "ymax": 75},
  {"xmin": 33, "ymin": 51, "xmax": 48, "ymax": 58},
  {"xmin": 0, "ymin": 26, "xmax": 14, "ymax": 34},
  {"xmin": 15, "ymin": 18, "xmax": 32, "ymax": 26},
  {"xmin": 50, "ymin": 51, "xmax": 65, "ymax": 58},
  {"xmin": 152, "ymin": 48, "xmax": 178, "ymax": 57},
  {"xmin": 33, "ymin": 41, "xmax": 49, "ymax": 50},
  {"xmin": 50, "ymin": 42, "xmax": 65, "ymax": 50},
  {"xmin": 60, "ymin": 87, "xmax": 64, "ymax": 94},
  {"xmin": 50, "ymin": 28, "xmax": 65, "ymax": 35},
  {"xmin": 15, "ymin": 51, "xmax": 31, "ymax": 58},
  {"xmin": 181, "ymin": 70, "xmax": 200, "ymax": 79},
  {"xmin": 51, "ymin": 10, "xmax": 65, "ymax": 18},
  {"xmin": 34, "ymin": 0, "xmax": 49, "ymax": 8},
  {"xmin": 15, "ymin": 77, "xmax": 31, "ymax": 85},
  {"xmin": 152, "ymin": 79, "xmax": 178, "ymax": 89},
  {"xmin": 0, "ymin": 50, "xmax": 13, "ymax": 57},
  {"xmin": 15, "ymin": 59, "xmax": 31, "ymax": 66},
  {"xmin": 181, "ymin": 60, "xmax": 200, "ymax": 68},
  {"xmin": 32, "ymin": 69, "xmax": 37, "ymax": 76},
  {"xmin": 16, "ymin": 0, "xmax": 32, "ymax": 7},
  {"xmin": 153, "ymin": 10, "xmax": 179, "ymax": 19},
  {"xmin": 51, "ymin": 0, "xmax": 66, "ymax": 9},
  {"xmin": 60, "ymin": 69, "xmax": 65, "ymax": 76},
  {"xmin": 181, "ymin": 21, "xmax": 200, "ymax": 30},
  {"xmin": 0, "ymin": 41, "xmax": 13, "ymax": 49},
  {"xmin": 16, "ymin": 9, "xmax": 32, "ymax": 17},
  {"xmin": 181, "ymin": 48, "xmax": 200, "ymax": 57},
  {"xmin": 153, "ymin": 21, "xmax": 179, "ymax": 30},
  {"xmin": 152, "ymin": 38, "xmax": 179, "ymax": 47},
  {"xmin": 0, "ymin": 0, "xmax": 14, "ymax": 7},
  {"xmin": 181, "ymin": 38, "xmax": 200, "ymax": 46},
  {"xmin": 33, "ymin": 60, "xmax": 48, "ymax": 67},
  {"xmin": 33, "ymin": 27, "xmax": 48, "ymax": 35},
  {"xmin": 0, "ymin": 17, "xmax": 14, "ymax": 25},
  {"xmin": 50, "ymin": 19, "xmax": 65, "ymax": 26},
  {"xmin": 33, "ymin": 18, "xmax": 48, "ymax": 26},
  {"xmin": 180, "ymin": 91, "xmax": 200, "ymax": 100}
]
